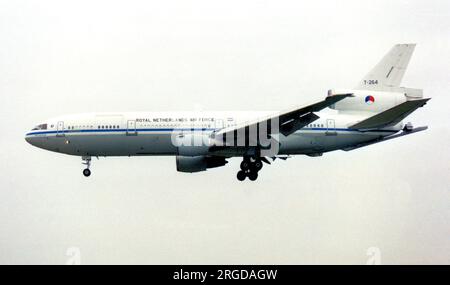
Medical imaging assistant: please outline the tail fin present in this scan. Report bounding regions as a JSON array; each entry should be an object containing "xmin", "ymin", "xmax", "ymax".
[{"xmin": 355, "ymin": 44, "xmax": 416, "ymax": 91}]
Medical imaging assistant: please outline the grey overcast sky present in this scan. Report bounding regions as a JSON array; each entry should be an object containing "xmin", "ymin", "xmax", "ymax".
[{"xmin": 0, "ymin": 0, "xmax": 449, "ymax": 264}]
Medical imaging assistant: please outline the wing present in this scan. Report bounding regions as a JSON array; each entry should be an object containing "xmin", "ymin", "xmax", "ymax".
[{"xmin": 212, "ymin": 94, "xmax": 353, "ymax": 142}]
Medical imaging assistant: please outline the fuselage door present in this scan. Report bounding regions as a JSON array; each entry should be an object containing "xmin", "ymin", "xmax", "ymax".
[
  {"xmin": 326, "ymin": 119, "xmax": 337, "ymax": 136},
  {"xmin": 215, "ymin": 119, "xmax": 224, "ymax": 130},
  {"xmin": 126, "ymin": 120, "xmax": 137, "ymax": 136},
  {"xmin": 56, "ymin": 121, "xmax": 65, "ymax": 137}
]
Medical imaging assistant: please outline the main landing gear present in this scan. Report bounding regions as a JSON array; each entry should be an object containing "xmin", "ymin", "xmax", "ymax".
[
  {"xmin": 237, "ymin": 157, "xmax": 263, "ymax": 181},
  {"xmin": 82, "ymin": 156, "xmax": 91, "ymax": 177}
]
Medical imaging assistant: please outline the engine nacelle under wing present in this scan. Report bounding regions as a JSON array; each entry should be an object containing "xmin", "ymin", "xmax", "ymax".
[
  {"xmin": 173, "ymin": 132, "xmax": 211, "ymax": 156},
  {"xmin": 176, "ymin": 156, "xmax": 228, "ymax": 173}
]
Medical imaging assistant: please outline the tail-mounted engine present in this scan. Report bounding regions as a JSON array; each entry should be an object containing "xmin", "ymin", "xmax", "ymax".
[{"xmin": 328, "ymin": 88, "xmax": 423, "ymax": 113}]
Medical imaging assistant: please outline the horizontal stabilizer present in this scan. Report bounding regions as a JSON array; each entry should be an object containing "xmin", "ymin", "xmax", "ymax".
[
  {"xmin": 343, "ymin": 126, "xmax": 428, "ymax": 151},
  {"xmin": 350, "ymin": 98, "xmax": 430, "ymax": 130}
]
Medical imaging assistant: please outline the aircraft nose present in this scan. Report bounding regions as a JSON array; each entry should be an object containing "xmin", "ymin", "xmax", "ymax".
[{"xmin": 25, "ymin": 134, "xmax": 35, "ymax": 146}]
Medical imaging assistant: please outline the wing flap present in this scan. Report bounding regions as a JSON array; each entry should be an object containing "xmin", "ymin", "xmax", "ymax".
[{"xmin": 280, "ymin": 112, "xmax": 320, "ymax": 136}]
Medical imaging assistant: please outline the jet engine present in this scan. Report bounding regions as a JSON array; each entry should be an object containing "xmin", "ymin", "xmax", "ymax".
[
  {"xmin": 172, "ymin": 132, "xmax": 211, "ymax": 156},
  {"xmin": 329, "ymin": 89, "xmax": 408, "ymax": 113},
  {"xmin": 176, "ymin": 156, "xmax": 228, "ymax": 173}
]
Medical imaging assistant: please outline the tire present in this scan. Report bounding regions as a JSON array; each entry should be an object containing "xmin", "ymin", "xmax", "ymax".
[
  {"xmin": 240, "ymin": 160, "xmax": 250, "ymax": 171},
  {"xmin": 248, "ymin": 171, "xmax": 258, "ymax": 181},
  {"xmin": 83, "ymin": 168, "xmax": 91, "ymax": 177},
  {"xmin": 237, "ymin": 170, "xmax": 246, "ymax": 181},
  {"xmin": 254, "ymin": 160, "xmax": 263, "ymax": 171}
]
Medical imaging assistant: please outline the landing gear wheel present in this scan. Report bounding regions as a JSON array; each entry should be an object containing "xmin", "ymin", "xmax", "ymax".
[
  {"xmin": 240, "ymin": 160, "xmax": 250, "ymax": 171},
  {"xmin": 254, "ymin": 160, "xmax": 263, "ymax": 171},
  {"xmin": 248, "ymin": 171, "xmax": 258, "ymax": 181},
  {"xmin": 237, "ymin": 170, "xmax": 246, "ymax": 181},
  {"xmin": 83, "ymin": 168, "xmax": 91, "ymax": 177}
]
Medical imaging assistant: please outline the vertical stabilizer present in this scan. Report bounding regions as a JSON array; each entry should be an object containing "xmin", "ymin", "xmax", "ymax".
[{"xmin": 355, "ymin": 44, "xmax": 416, "ymax": 91}]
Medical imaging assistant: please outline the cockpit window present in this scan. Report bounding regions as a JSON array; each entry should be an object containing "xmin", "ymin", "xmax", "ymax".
[{"xmin": 31, "ymin": 124, "xmax": 47, "ymax": 131}]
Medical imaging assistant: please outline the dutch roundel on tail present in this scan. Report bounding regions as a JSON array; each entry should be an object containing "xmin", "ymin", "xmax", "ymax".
[
  {"xmin": 365, "ymin": 95, "xmax": 375, "ymax": 105},
  {"xmin": 25, "ymin": 44, "xmax": 430, "ymax": 181}
]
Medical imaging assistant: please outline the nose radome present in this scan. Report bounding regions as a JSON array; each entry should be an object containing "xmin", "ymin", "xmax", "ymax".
[{"xmin": 25, "ymin": 135, "xmax": 34, "ymax": 145}]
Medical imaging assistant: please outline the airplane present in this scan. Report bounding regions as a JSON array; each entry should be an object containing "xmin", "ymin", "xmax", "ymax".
[{"xmin": 25, "ymin": 44, "xmax": 430, "ymax": 181}]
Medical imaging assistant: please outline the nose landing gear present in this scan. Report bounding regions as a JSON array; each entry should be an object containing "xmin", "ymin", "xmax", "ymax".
[
  {"xmin": 237, "ymin": 157, "xmax": 263, "ymax": 181},
  {"xmin": 83, "ymin": 168, "xmax": 91, "ymax": 177},
  {"xmin": 82, "ymin": 156, "xmax": 91, "ymax": 177}
]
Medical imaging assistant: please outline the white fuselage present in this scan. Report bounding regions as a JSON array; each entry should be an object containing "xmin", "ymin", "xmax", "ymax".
[{"xmin": 25, "ymin": 110, "xmax": 402, "ymax": 157}]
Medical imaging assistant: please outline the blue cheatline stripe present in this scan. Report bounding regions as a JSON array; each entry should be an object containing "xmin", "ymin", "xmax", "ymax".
[
  {"xmin": 25, "ymin": 128, "xmax": 217, "ymax": 136},
  {"xmin": 25, "ymin": 127, "xmax": 397, "ymax": 136},
  {"xmin": 308, "ymin": 128, "xmax": 396, "ymax": 133}
]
